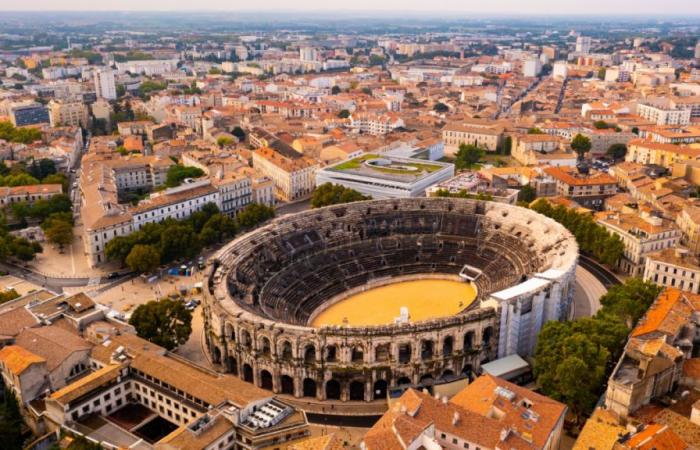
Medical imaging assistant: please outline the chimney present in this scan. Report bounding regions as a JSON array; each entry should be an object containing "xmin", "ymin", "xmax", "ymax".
[{"xmin": 452, "ymin": 411, "xmax": 460, "ymax": 426}]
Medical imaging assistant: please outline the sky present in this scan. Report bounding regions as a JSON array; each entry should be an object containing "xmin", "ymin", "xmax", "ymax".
[{"xmin": 3, "ymin": 0, "xmax": 700, "ymax": 15}]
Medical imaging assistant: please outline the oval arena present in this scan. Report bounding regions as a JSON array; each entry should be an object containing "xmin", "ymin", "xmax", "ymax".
[{"xmin": 203, "ymin": 198, "xmax": 578, "ymax": 404}]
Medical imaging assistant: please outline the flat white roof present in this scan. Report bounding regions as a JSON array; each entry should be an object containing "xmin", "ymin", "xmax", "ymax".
[
  {"xmin": 490, "ymin": 277, "xmax": 549, "ymax": 301},
  {"xmin": 480, "ymin": 354, "xmax": 530, "ymax": 378}
]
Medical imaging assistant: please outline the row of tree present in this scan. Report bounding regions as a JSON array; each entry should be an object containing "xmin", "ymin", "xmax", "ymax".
[
  {"xmin": 106, "ymin": 202, "xmax": 275, "ymax": 273},
  {"xmin": 534, "ymin": 278, "xmax": 662, "ymax": 423},
  {"xmin": 310, "ymin": 183, "xmax": 370, "ymax": 208},
  {"xmin": 530, "ymin": 199, "xmax": 624, "ymax": 267},
  {"xmin": 0, "ymin": 121, "xmax": 42, "ymax": 144}
]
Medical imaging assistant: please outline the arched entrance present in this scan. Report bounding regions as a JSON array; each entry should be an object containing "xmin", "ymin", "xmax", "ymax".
[
  {"xmin": 243, "ymin": 364, "xmax": 254, "ymax": 383},
  {"xmin": 212, "ymin": 347, "xmax": 222, "ymax": 364},
  {"xmin": 396, "ymin": 376, "xmax": 412, "ymax": 386},
  {"xmin": 325, "ymin": 379, "xmax": 341, "ymax": 400},
  {"xmin": 260, "ymin": 370, "xmax": 273, "ymax": 390},
  {"xmin": 224, "ymin": 356, "xmax": 237, "ymax": 375},
  {"xmin": 303, "ymin": 378, "xmax": 317, "ymax": 398},
  {"xmin": 373, "ymin": 380, "xmax": 388, "ymax": 400},
  {"xmin": 280, "ymin": 375, "xmax": 294, "ymax": 395},
  {"xmin": 349, "ymin": 381, "xmax": 365, "ymax": 401}
]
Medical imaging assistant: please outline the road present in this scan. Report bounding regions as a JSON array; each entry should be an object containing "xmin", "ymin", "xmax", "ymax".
[
  {"xmin": 572, "ymin": 265, "xmax": 608, "ymax": 319},
  {"xmin": 276, "ymin": 198, "xmax": 312, "ymax": 215},
  {"xmin": 578, "ymin": 255, "xmax": 621, "ymax": 289}
]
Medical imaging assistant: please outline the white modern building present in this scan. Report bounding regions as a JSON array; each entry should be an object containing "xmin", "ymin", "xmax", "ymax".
[
  {"xmin": 576, "ymin": 36, "xmax": 592, "ymax": 54},
  {"xmin": 93, "ymin": 68, "xmax": 117, "ymax": 101},
  {"xmin": 315, "ymin": 154, "xmax": 454, "ymax": 199}
]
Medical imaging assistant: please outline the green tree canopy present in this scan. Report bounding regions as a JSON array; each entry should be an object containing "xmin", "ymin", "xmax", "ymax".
[
  {"xmin": 165, "ymin": 164, "xmax": 205, "ymax": 187},
  {"xmin": 571, "ymin": 134, "xmax": 592, "ymax": 158},
  {"xmin": 433, "ymin": 102, "xmax": 449, "ymax": 113},
  {"xmin": 129, "ymin": 299, "xmax": 192, "ymax": 350},
  {"xmin": 126, "ymin": 244, "xmax": 161, "ymax": 273},
  {"xmin": 454, "ymin": 143, "xmax": 484, "ymax": 170},
  {"xmin": 607, "ymin": 143, "xmax": 627, "ymax": 160},
  {"xmin": 42, "ymin": 216, "xmax": 73, "ymax": 249},
  {"xmin": 311, "ymin": 183, "xmax": 370, "ymax": 208},
  {"xmin": 236, "ymin": 203, "xmax": 275, "ymax": 229}
]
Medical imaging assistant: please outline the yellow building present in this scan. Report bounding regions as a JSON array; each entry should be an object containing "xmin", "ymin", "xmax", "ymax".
[{"xmin": 626, "ymin": 139, "xmax": 700, "ymax": 168}]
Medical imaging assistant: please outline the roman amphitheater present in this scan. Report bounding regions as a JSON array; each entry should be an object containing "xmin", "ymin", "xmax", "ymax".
[{"xmin": 203, "ymin": 198, "xmax": 578, "ymax": 404}]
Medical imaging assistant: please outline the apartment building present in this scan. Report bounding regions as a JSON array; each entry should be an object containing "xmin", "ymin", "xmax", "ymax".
[
  {"xmin": 9, "ymin": 103, "xmax": 49, "ymax": 127},
  {"xmin": 48, "ymin": 99, "xmax": 89, "ymax": 128},
  {"xmin": 605, "ymin": 288, "xmax": 699, "ymax": 418},
  {"xmin": 110, "ymin": 156, "xmax": 174, "ymax": 193},
  {"xmin": 595, "ymin": 210, "xmax": 681, "ymax": 276},
  {"xmin": 677, "ymin": 204, "xmax": 700, "ymax": 254},
  {"xmin": 637, "ymin": 102, "xmax": 692, "ymax": 126},
  {"xmin": 93, "ymin": 68, "xmax": 117, "ymax": 101},
  {"xmin": 348, "ymin": 113, "xmax": 405, "ymax": 136},
  {"xmin": 626, "ymin": 139, "xmax": 700, "ymax": 168},
  {"xmin": 252, "ymin": 147, "xmax": 318, "ymax": 201},
  {"xmin": 544, "ymin": 166, "xmax": 617, "ymax": 209},
  {"xmin": 211, "ymin": 173, "xmax": 253, "ymax": 217},
  {"xmin": 130, "ymin": 181, "xmax": 220, "ymax": 230},
  {"xmin": 442, "ymin": 122, "xmax": 504, "ymax": 154},
  {"xmin": 644, "ymin": 248, "xmax": 700, "ymax": 294},
  {"xmin": 115, "ymin": 59, "xmax": 178, "ymax": 76},
  {"xmin": 362, "ymin": 374, "xmax": 566, "ymax": 450},
  {"xmin": 511, "ymin": 134, "xmax": 573, "ymax": 166},
  {"xmin": 0, "ymin": 184, "xmax": 63, "ymax": 208}
]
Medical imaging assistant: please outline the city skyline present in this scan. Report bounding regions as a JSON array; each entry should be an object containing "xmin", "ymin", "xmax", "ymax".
[{"xmin": 3, "ymin": 0, "xmax": 700, "ymax": 15}]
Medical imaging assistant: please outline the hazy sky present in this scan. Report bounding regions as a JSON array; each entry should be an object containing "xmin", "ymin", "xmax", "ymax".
[{"xmin": 3, "ymin": 0, "xmax": 700, "ymax": 14}]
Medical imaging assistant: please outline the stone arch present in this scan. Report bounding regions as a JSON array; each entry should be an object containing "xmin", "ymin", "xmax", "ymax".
[
  {"xmin": 260, "ymin": 336, "xmax": 272, "ymax": 357},
  {"xmin": 442, "ymin": 336, "xmax": 454, "ymax": 357},
  {"xmin": 483, "ymin": 326, "xmax": 494, "ymax": 346},
  {"xmin": 398, "ymin": 343, "xmax": 412, "ymax": 364},
  {"xmin": 420, "ymin": 374, "xmax": 434, "ymax": 385},
  {"xmin": 463, "ymin": 331, "xmax": 474, "ymax": 351},
  {"xmin": 373, "ymin": 380, "xmax": 388, "ymax": 400},
  {"xmin": 280, "ymin": 340, "xmax": 293, "ymax": 361},
  {"xmin": 375, "ymin": 343, "xmax": 390, "ymax": 362},
  {"xmin": 224, "ymin": 355, "xmax": 237, "ymax": 375},
  {"xmin": 349, "ymin": 380, "xmax": 365, "ymax": 401},
  {"xmin": 280, "ymin": 375, "xmax": 294, "ymax": 395},
  {"xmin": 303, "ymin": 344, "xmax": 316, "ymax": 364},
  {"xmin": 225, "ymin": 323, "xmax": 235, "ymax": 341},
  {"xmin": 442, "ymin": 369, "xmax": 454, "ymax": 378},
  {"xmin": 325, "ymin": 379, "xmax": 341, "ymax": 400},
  {"xmin": 351, "ymin": 345, "xmax": 364, "ymax": 363},
  {"xmin": 303, "ymin": 378, "xmax": 317, "ymax": 398},
  {"xmin": 243, "ymin": 363, "xmax": 254, "ymax": 382},
  {"xmin": 241, "ymin": 329, "xmax": 252, "ymax": 349},
  {"xmin": 396, "ymin": 376, "xmax": 412, "ymax": 386},
  {"xmin": 421, "ymin": 340, "xmax": 434, "ymax": 360},
  {"xmin": 212, "ymin": 346, "xmax": 222, "ymax": 364},
  {"xmin": 325, "ymin": 344, "xmax": 338, "ymax": 363},
  {"xmin": 260, "ymin": 370, "xmax": 273, "ymax": 390}
]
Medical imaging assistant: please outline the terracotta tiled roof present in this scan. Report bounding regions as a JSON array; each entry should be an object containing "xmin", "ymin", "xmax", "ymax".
[{"xmin": 0, "ymin": 345, "xmax": 45, "ymax": 375}]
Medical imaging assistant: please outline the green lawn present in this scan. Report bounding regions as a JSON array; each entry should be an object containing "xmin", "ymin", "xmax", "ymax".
[{"xmin": 333, "ymin": 153, "xmax": 443, "ymax": 174}]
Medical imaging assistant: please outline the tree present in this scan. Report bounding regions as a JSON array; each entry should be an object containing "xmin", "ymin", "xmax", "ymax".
[
  {"xmin": 598, "ymin": 67, "xmax": 607, "ymax": 80},
  {"xmin": 571, "ymin": 134, "xmax": 592, "ymax": 159},
  {"xmin": 129, "ymin": 299, "xmax": 192, "ymax": 350},
  {"xmin": 43, "ymin": 218, "xmax": 73, "ymax": 250},
  {"xmin": 236, "ymin": 203, "xmax": 275, "ymax": 229},
  {"xmin": 518, "ymin": 184, "xmax": 537, "ymax": 203},
  {"xmin": 165, "ymin": 165, "xmax": 205, "ymax": 187},
  {"xmin": 607, "ymin": 143, "xmax": 627, "ymax": 160},
  {"xmin": 232, "ymin": 126, "xmax": 246, "ymax": 140},
  {"xmin": 199, "ymin": 214, "xmax": 238, "ymax": 246},
  {"xmin": 217, "ymin": 136, "xmax": 235, "ymax": 148},
  {"xmin": 0, "ymin": 288, "xmax": 20, "ymax": 305},
  {"xmin": 599, "ymin": 278, "xmax": 662, "ymax": 328},
  {"xmin": 593, "ymin": 120, "xmax": 611, "ymax": 130},
  {"xmin": 106, "ymin": 235, "xmax": 139, "ymax": 264},
  {"xmin": 433, "ymin": 102, "xmax": 449, "ymax": 113},
  {"xmin": 337, "ymin": 109, "xmax": 350, "ymax": 119},
  {"xmin": 311, "ymin": 183, "xmax": 370, "ymax": 208},
  {"xmin": 454, "ymin": 143, "xmax": 484, "ymax": 170},
  {"xmin": 0, "ymin": 388, "xmax": 23, "ymax": 450},
  {"xmin": 527, "ymin": 127, "xmax": 544, "ymax": 135},
  {"xmin": 331, "ymin": 85, "xmax": 341, "ymax": 95},
  {"xmin": 160, "ymin": 224, "xmax": 201, "ymax": 261},
  {"xmin": 126, "ymin": 244, "xmax": 161, "ymax": 273}
]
